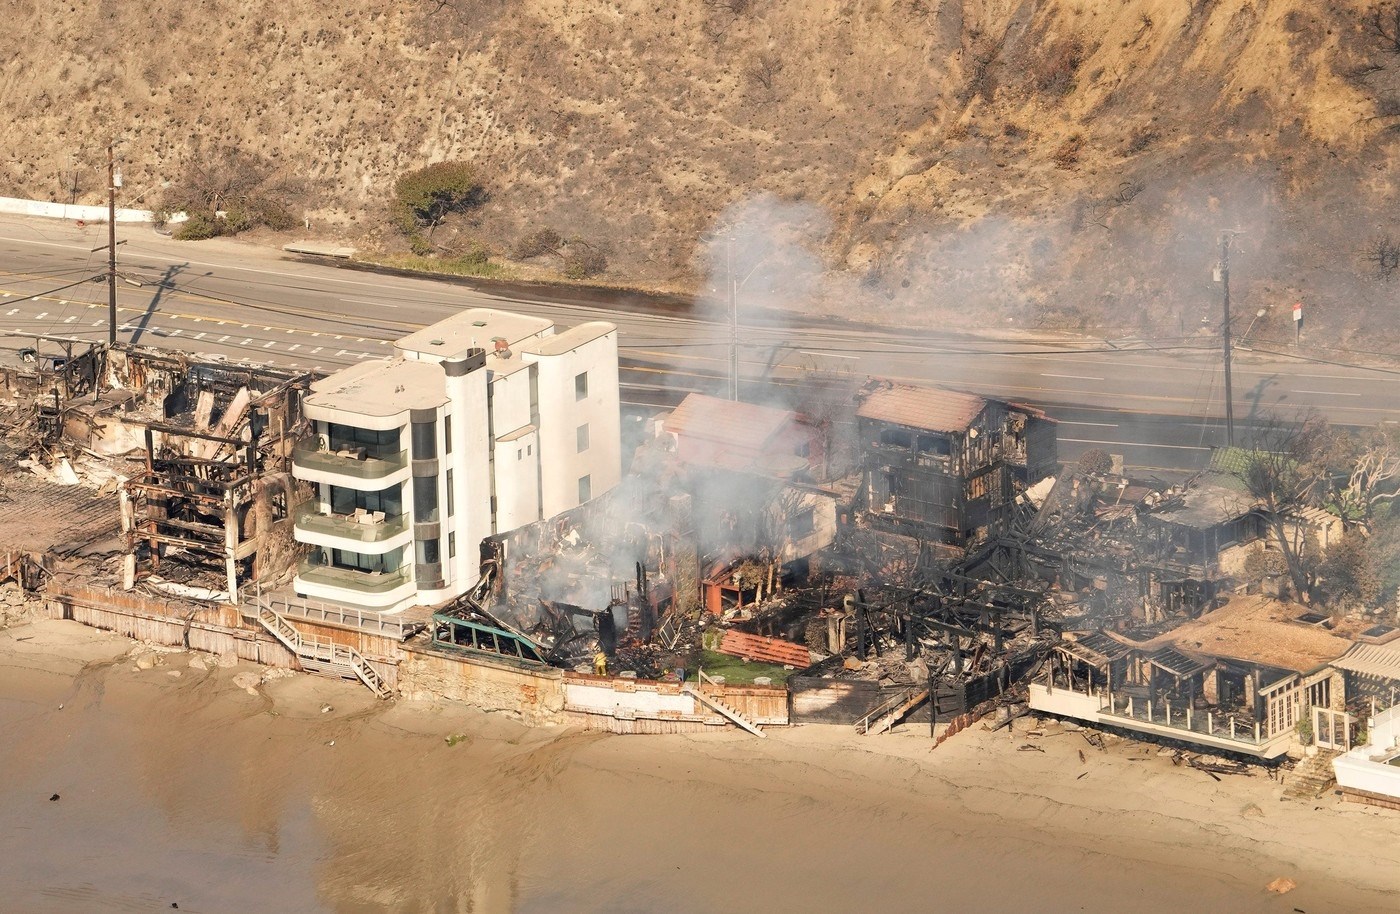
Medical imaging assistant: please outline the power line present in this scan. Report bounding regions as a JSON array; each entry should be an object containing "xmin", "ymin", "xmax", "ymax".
[{"xmin": 0, "ymin": 276, "xmax": 103, "ymax": 308}]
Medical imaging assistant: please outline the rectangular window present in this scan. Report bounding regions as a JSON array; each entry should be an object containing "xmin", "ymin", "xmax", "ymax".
[
  {"xmin": 578, "ymin": 474, "xmax": 591, "ymax": 504},
  {"xmin": 444, "ymin": 415, "xmax": 452, "ymax": 454},
  {"xmin": 789, "ymin": 508, "xmax": 815, "ymax": 539},
  {"xmin": 448, "ymin": 532, "xmax": 456, "ymax": 558},
  {"xmin": 576, "ymin": 423, "xmax": 590, "ymax": 453},
  {"xmin": 575, "ymin": 371, "xmax": 588, "ymax": 401},
  {"xmin": 446, "ymin": 469, "xmax": 455, "ymax": 517}
]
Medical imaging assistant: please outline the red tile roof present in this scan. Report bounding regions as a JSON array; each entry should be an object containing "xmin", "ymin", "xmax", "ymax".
[{"xmin": 856, "ymin": 384, "xmax": 987, "ymax": 433}]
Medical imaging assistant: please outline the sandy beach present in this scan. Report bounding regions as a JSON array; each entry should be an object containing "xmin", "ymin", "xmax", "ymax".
[{"xmin": 2, "ymin": 619, "xmax": 1397, "ymax": 914}]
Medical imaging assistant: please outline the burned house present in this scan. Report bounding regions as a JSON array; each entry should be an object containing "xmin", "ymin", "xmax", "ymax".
[
  {"xmin": 1033, "ymin": 595, "xmax": 1354, "ymax": 759},
  {"xmin": 112, "ymin": 360, "xmax": 308, "ymax": 603},
  {"xmin": 854, "ymin": 382, "xmax": 1056, "ymax": 546}
]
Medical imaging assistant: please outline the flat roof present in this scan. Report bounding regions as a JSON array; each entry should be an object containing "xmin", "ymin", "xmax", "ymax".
[
  {"xmin": 1145, "ymin": 480, "xmax": 1259, "ymax": 529},
  {"xmin": 521, "ymin": 321, "xmax": 615, "ymax": 356},
  {"xmin": 306, "ymin": 358, "xmax": 446, "ymax": 417},
  {"xmin": 486, "ymin": 352, "xmax": 533, "ymax": 379},
  {"xmin": 1141, "ymin": 594, "xmax": 1353, "ymax": 674},
  {"xmin": 394, "ymin": 308, "xmax": 554, "ymax": 360}
]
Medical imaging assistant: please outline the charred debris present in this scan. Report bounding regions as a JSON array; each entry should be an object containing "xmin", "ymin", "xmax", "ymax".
[
  {"xmin": 0, "ymin": 340, "xmax": 1344, "ymax": 739},
  {"xmin": 0, "ymin": 343, "xmax": 312, "ymax": 602}
]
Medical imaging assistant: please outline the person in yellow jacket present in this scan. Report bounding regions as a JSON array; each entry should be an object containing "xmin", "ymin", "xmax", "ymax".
[{"xmin": 593, "ymin": 652, "xmax": 608, "ymax": 676}]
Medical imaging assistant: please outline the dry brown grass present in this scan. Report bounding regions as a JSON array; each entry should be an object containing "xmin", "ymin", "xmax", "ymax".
[{"xmin": 3, "ymin": 1, "xmax": 1398, "ymax": 344}]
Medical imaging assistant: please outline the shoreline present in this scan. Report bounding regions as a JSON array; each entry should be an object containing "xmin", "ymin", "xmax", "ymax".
[{"xmin": 3, "ymin": 619, "xmax": 1397, "ymax": 913}]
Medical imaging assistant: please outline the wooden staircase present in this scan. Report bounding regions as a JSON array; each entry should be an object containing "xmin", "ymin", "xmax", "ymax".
[
  {"xmin": 854, "ymin": 686, "xmax": 929, "ymax": 735},
  {"xmin": 683, "ymin": 684, "xmax": 765, "ymax": 737},
  {"xmin": 1284, "ymin": 750, "xmax": 1341, "ymax": 800},
  {"xmin": 256, "ymin": 603, "xmax": 391, "ymax": 699}
]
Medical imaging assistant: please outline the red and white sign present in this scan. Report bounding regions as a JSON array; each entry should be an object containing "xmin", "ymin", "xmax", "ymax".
[{"xmin": 1293, "ymin": 302, "xmax": 1303, "ymax": 322}]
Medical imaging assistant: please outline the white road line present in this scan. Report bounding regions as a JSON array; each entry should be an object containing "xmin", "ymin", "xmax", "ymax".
[
  {"xmin": 310, "ymin": 347, "xmax": 322, "ymax": 354},
  {"xmin": 341, "ymin": 297, "xmax": 398, "ymax": 308},
  {"xmin": 1061, "ymin": 437, "xmax": 1207, "ymax": 451},
  {"xmin": 240, "ymin": 338, "xmax": 252, "ymax": 345},
  {"xmin": 262, "ymin": 341, "xmax": 275, "ymax": 349},
  {"xmin": 63, "ymin": 316, "xmax": 75, "ymax": 323},
  {"xmin": 35, "ymin": 312, "xmax": 46, "ymax": 319},
  {"xmin": 1295, "ymin": 389, "xmax": 1362, "ymax": 397},
  {"xmin": 218, "ymin": 335, "xmax": 230, "ymax": 342},
  {"xmin": 194, "ymin": 332, "xmax": 206, "ymax": 340},
  {"xmin": 1061, "ymin": 420, "xmax": 1118, "ymax": 428},
  {"xmin": 288, "ymin": 344, "xmax": 300, "ymax": 351},
  {"xmin": 1041, "ymin": 373, "xmax": 1104, "ymax": 381}
]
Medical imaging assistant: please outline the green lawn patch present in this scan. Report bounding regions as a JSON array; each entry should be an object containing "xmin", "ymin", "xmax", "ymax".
[{"xmin": 689, "ymin": 649, "xmax": 794, "ymax": 686}]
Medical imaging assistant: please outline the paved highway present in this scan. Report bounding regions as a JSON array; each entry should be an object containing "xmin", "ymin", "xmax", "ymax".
[{"xmin": 1, "ymin": 215, "xmax": 1397, "ymax": 472}]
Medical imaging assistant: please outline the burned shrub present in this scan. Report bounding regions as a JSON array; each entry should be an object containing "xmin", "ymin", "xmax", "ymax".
[
  {"xmin": 563, "ymin": 246, "xmax": 607, "ymax": 279},
  {"xmin": 1030, "ymin": 35, "xmax": 1087, "ymax": 97},
  {"xmin": 512, "ymin": 227, "xmax": 563, "ymax": 260},
  {"xmin": 1366, "ymin": 235, "xmax": 1400, "ymax": 280}
]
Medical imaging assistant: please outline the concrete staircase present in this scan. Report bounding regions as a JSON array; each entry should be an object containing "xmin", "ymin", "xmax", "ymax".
[
  {"xmin": 683, "ymin": 684, "xmax": 765, "ymax": 737},
  {"xmin": 1284, "ymin": 750, "xmax": 1341, "ymax": 800},
  {"xmin": 256, "ymin": 604, "xmax": 391, "ymax": 699}
]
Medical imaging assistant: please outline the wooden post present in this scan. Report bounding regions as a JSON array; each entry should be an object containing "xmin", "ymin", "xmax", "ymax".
[
  {"xmin": 929, "ymin": 666, "xmax": 936, "ymax": 739},
  {"xmin": 224, "ymin": 490, "xmax": 239, "ymax": 604}
]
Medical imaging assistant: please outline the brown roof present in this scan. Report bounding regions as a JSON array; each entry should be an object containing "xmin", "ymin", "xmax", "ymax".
[
  {"xmin": 664, "ymin": 394, "xmax": 807, "ymax": 476},
  {"xmin": 665, "ymin": 393, "xmax": 795, "ymax": 445},
  {"xmin": 856, "ymin": 384, "xmax": 986, "ymax": 433},
  {"xmin": 1142, "ymin": 595, "xmax": 1353, "ymax": 674}
]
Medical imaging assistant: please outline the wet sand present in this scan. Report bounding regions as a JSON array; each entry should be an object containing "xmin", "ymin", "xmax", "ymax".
[{"xmin": 2, "ymin": 619, "xmax": 1397, "ymax": 913}]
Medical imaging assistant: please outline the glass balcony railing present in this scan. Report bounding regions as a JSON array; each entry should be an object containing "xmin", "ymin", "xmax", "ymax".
[
  {"xmin": 294, "ymin": 504, "xmax": 409, "ymax": 543},
  {"xmin": 297, "ymin": 561, "xmax": 411, "ymax": 595},
  {"xmin": 293, "ymin": 444, "xmax": 407, "ymax": 479}
]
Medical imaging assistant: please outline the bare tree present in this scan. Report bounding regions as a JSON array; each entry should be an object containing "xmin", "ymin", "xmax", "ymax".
[
  {"xmin": 1366, "ymin": 236, "xmax": 1400, "ymax": 279},
  {"xmin": 1233, "ymin": 415, "xmax": 1331, "ymax": 601},
  {"xmin": 1331, "ymin": 424, "xmax": 1400, "ymax": 522},
  {"xmin": 746, "ymin": 52, "xmax": 784, "ymax": 91}
]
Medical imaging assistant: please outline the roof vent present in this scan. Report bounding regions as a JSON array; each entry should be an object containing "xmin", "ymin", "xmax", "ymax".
[
  {"xmin": 430, "ymin": 339, "xmax": 445, "ymax": 346},
  {"xmin": 472, "ymin": 320, "xmax": 487, "ymax": 327}
]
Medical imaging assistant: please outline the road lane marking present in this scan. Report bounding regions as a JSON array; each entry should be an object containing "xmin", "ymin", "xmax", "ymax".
[
  {"xmin": 1041, "ymin": 373, "xmax": 1104, "ymax": 381},
  {"xmin": 1061, "ymin": 420, "xmax": 1118, "ymax": 428},
  {"xmin": 1295, "ymin": 390, "xmax": 1362, "ymax": 397},
  {"xmin": 1061, "ymin": 437, "xmax": 1208, "ymax": 450},
  {"xmin": 341, "ymin": 297, "xmax": 398, "ymax": 308}
]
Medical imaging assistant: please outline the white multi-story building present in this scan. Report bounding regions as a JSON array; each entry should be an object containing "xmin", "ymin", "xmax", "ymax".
[{"xmin": 290, "ymin": 308, "xmax": 620, "ymax": 612}]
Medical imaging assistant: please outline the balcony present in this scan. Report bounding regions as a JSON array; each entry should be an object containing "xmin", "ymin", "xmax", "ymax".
[
  {"xmin": 292, "ymin": 444, "xmax": 407, "ymax": 483},
  {"xmin": 296, "ymin": 560, "xmax": 411, "ymax": 595},
  {"xmin": 294, "ymin": 503, "xmax": 410, "ymax": 546}
]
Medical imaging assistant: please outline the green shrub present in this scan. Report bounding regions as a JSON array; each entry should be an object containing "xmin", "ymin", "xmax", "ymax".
[
  {"xmin": 392, "ymin": 161, "xmax": 481, "ymax": 236},
  {"xmin": 409, "ymin": 236, "xmax": 436, "ymax": 257},
  {"xmin": 174, "ymin": 211, "xmax": 220, "ymax": 241}
]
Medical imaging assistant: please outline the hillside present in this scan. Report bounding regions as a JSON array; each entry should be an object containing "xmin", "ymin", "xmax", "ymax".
[{"xmin": 6, "ymin": 0, "xmax": 1400, "ymax": 348}]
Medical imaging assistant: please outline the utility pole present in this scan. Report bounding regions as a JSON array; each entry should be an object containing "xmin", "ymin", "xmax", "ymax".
[
  {"xmin": 107, "ymin": 141, "xmax": 118, "ymax": 347},
  {"xmin": 1219, "ymin": 232, "xmax": 1234, "ymax": 449},
  {"xmin": 727, "ymin": 235, "xmax": 739, "ymax": 401}
]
